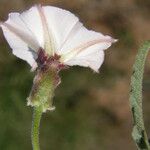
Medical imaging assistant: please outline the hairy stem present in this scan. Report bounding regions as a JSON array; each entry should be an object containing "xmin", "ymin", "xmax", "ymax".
[
  {"xmin": 31, "ymin": 107, "xmax": 42, "ymax": 150},
  {"xmin": 130, "ymin": 41, "xmax": 150, "ymax": 150}
]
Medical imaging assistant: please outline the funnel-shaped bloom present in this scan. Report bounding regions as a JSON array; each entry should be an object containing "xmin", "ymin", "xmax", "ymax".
[
  {"xmin": 0, "ymin": 5, "xmax": 116, "ymax": 72},
  {"xmin": 0, "ymin": 5, "xmax": 117, "ymax": 112}
]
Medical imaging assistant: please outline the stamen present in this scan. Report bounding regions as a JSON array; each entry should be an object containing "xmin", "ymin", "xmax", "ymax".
[
  {"xmin": 1, "ymin": 22, "xmax": 40, "ymax": 51},
  {"xmin": 61, "ymin": 38, "xmax": 117, "ymax": 62},
  {"xmin": 36, "ymin": 5, "xmax": 55, "ymax": 56}
]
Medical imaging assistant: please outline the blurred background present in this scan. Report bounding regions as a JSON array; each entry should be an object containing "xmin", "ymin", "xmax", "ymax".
[{"xmin": 0, "ymin": 0, "xmax": 150, "ymax": 149}]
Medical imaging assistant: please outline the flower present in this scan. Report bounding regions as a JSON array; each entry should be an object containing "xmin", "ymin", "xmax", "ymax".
[
  {"xmin": 0, "ymin": 5, "xmax": 117, "ymax": 112},
  {"xmin": 0, "ymin": 5, "xmax": 116, "ymax": 73}
]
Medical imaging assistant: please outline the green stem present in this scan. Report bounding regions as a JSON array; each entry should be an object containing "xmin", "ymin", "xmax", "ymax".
[{"xmin": 31, "ymin": 107, "xmax": 43, "ymax": 150}]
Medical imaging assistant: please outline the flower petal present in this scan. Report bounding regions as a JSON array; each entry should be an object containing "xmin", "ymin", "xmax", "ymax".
[
  {"xmin": 59, "ymin": 26, "xmax": 115, "ymax": 71},
  {"xmin": 43, "ymin": 6, "xmax": 80, "ymax": 51},
  {"xmin": 20, "ymin": 6, "xmax": 44, "ymax": 48},
  {"xmin": 59, "ymin": 26, "xmax": 115, "ymax": 55},
  {"xmin": 36, "ymin": 5, "xmax": 56, "ymax": 55},
  {"xmin": 65, "ymin": 50, "xmax": 104, "ymax": 72},
  {"xmin": 0, "ymin": 13, "xmax": 39, "ymax": 67}
]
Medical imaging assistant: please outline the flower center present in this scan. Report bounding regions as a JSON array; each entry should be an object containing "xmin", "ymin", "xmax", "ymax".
[{"xmin": 36, "ymin": 48, "xmax": 66, "ymax": 71}]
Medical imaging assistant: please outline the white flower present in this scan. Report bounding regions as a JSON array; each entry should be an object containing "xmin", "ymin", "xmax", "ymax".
[{"xmin": 0, "ymin": 5, "xmax": 116, "ymax": 72}]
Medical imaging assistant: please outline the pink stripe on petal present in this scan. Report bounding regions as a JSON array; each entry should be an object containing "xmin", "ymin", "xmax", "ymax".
[
  {"xmin": 36, "ymin": 5, "xmax": 55, "ymax": 55},
  {"xmin": 72, "ymin": 37, "xmax": 116, "ymax": 54},
  {"xmin": 1, "ymin": 22, "xmax": 40, "ymax": 51},
  {"xmin": 61, "ymin": 37, "xmax": 117, "ymax": 62}
]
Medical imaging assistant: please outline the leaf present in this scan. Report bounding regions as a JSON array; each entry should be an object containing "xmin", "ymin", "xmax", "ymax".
[{"xmin": 130, "ymin": 41, "xmax": 150, "ymax": 150}]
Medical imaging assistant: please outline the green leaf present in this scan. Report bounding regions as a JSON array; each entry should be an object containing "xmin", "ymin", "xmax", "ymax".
[{"xmin": 130, "ymin": 41, "xmax": 150, "ymax": 150}]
